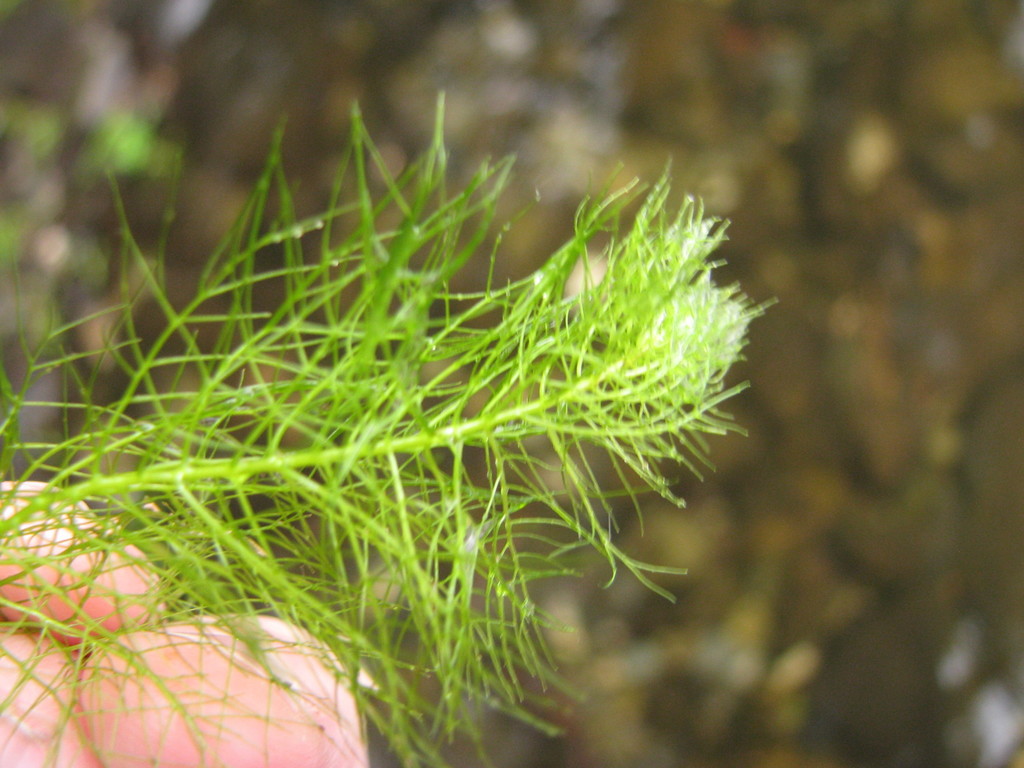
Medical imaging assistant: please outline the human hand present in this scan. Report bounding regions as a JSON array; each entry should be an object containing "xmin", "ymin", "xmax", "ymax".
[{"xmin": 1, "ymin": 481, "xmax": 369, "ymax": 768}]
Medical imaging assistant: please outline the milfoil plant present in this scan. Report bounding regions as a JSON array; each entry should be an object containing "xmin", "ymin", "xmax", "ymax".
[{"xmin": 0, "ymin": 105, "xmax": 756, "ymax": 766}]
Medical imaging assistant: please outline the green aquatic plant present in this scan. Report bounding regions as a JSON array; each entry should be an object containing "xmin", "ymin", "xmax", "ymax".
[{"xmin": 0, "ymin": 104, "xmax": 756, "ymax": 765}]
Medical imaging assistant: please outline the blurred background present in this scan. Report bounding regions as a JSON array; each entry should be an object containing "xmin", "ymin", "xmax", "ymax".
[{"xmin": 3, "ymin": 1, "xmax": 1024, "ymax": 766}]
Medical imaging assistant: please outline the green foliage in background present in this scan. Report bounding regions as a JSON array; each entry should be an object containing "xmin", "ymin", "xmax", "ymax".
[{"xmin": 0, "ymin": 104, "xmax": 756, "ymax": 766}]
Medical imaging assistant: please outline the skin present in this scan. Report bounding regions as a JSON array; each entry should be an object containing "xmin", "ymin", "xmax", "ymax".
[
  {"xmin": 0, "ymin": 482, "xmax": 159, "ymax": 642},
  {"xmin": 0, "ymin": 629, "xmax": 102, "ymax": 768},
  {"xmin": 0, "ymin": 481, "xmax": 369, "ymax": 768}
]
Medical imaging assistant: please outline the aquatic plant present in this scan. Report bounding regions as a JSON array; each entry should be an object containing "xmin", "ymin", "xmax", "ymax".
[{"xmin": 0, "ymin": 103, "xmax": 755, "ymax": 766}]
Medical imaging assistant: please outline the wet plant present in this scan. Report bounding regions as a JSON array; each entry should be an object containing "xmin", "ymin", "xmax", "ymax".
[{"xmin": 0, "ymin": 103, "xmax": 757, "ymax": 766}]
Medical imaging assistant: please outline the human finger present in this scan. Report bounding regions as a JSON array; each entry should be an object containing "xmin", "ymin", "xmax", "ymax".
[
  {"xmin": 0, "ymin": 481, "xmax": 162, "ymax": 642},
  {"xmin": 0, "ymin": 627, "xmax": 102, "ymax": 768},
  {"xmin": 248, "ymin": 616, "xmax": 369, "ymax": 767},
  {"xmin": 77, "ymin": 620, "xmax": 368, "ymax": 768}
]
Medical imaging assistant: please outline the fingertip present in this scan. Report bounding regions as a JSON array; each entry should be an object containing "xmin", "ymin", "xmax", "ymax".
[{"xmin": 0, "ymin": 482, "xmax": 163, "ymax": 641}]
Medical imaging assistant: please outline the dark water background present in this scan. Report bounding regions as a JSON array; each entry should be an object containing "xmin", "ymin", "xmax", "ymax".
[{"xmin": 4, "ymin": 1, "xmax": 1024, "ymax": 766}]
